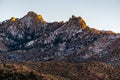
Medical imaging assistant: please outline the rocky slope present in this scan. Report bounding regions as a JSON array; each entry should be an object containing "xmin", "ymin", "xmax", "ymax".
[{"xmin": 0, "ymin": 11, "xmax": 120, "ymax": 66}]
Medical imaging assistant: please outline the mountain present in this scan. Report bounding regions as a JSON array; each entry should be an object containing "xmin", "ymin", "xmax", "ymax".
[
  {"xmin": 0, "ymin": 11, "xmax": 120, "ymax": 67},
  {"xmin": 0, "ymin": 11, "xmax": 120, "ymax": 80}
]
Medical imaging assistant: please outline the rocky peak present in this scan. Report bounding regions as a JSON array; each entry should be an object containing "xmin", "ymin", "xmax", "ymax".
[
  {"xmin": 21, "ymin": 11, "xmax": 46, "ymax": 23},
  {"xmin": 27, "ymin": 11, "xmax": 37, "ymax": 16},
  {"xmin": 10, "ymin": 17, "xmax": 18, "ymax": 22},
  {"xmin": 68, "ymin": 15, "xmax": 86, "ymax": 29},
  {"xmin": 18, "ymin": 11, "xmax": 46, "ymax": 31}
]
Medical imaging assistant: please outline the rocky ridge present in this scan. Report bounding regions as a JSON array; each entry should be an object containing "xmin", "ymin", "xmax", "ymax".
[{"xmin": 0, "ymin": 11, "xmax": 120, "ymax": 66}]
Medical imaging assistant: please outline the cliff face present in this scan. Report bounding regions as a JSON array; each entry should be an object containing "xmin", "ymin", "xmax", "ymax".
[{"xmin": 0, "ymin": 11, "xmax": 120, "ymax": 66}]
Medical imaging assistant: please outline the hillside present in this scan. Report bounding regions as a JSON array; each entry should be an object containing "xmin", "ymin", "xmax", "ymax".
[
  {"xmin": 0, "ymin": 62, "xmax": 67, "ymax": 80},
  {"xmin": 0, "ymin": 62, "xmax": 120, "ymax": 80}
]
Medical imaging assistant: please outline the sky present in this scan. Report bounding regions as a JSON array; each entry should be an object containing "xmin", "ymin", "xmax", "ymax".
[{"xmin": 0, "ymin": 0, "xmax": 120, "ymax": 33}]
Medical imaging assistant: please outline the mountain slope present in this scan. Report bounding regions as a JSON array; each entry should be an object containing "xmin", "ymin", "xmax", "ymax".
[
  {"xmin": 0, "ymin": 11, "xmax": 120, "ymax": 66},
  {"xmin": 0, "ymin": 62, "xmax": 120, "ymax": 80},
  {"xmin": 0, "ymin": 63, "xmax": 67, "ymax": 80}
]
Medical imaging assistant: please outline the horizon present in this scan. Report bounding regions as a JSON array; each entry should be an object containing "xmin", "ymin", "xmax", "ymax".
[{"xmin": 0, "ymin": 0, "xmax": 120, "ymax": 33}]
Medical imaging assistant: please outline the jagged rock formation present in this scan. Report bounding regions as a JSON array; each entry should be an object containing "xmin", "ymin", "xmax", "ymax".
[{"xmin": 0, "ymin": 11, "xmax": 120, "ymax": 66}]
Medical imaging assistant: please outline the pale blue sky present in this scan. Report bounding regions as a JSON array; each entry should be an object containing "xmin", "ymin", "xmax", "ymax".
[{"xmin": 0, "ymin": 0, "xmax": 120, "ymax": 33}]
